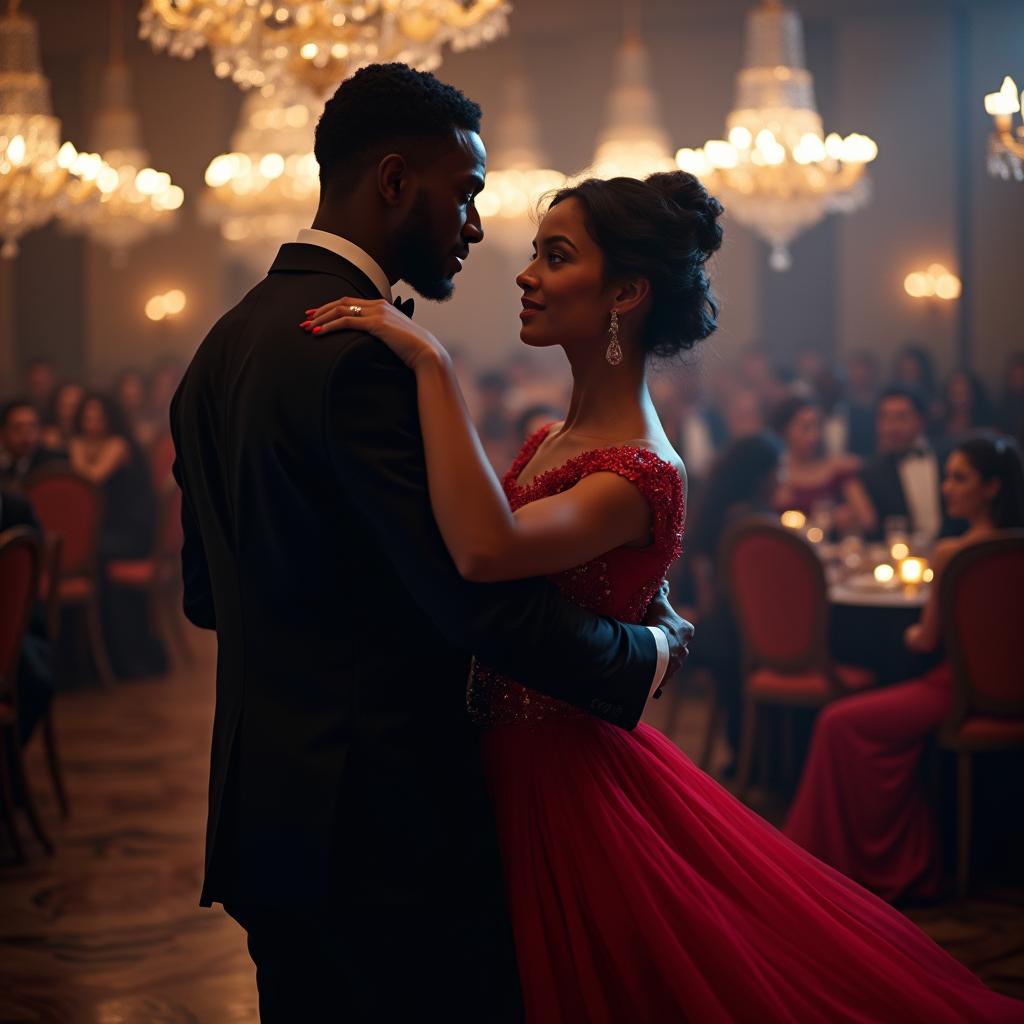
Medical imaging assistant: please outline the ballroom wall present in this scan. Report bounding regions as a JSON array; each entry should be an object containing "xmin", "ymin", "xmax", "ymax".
[{"xmin": 2, "ymin": 0, "xmax": 1022, "ymax": 392}]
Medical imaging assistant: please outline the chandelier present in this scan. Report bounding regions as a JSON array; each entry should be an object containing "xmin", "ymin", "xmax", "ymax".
[
  {"xmin": 0, "ymin": 0, "xmax": 109, "ymax": 258},
  {"xmin": 201, "ymin": 83, "xmax": 321, "ymax": 272},
  {"xmin": 474, "ymin": 70, "xmax": 564, "ymax": 246},
  {"xmin": 676, "ymin": 0, "xmax": 877, "ymax": 270},
  {"xmin": 985, "ymin": 75, "xmax": 1023, "ymax": 182},
  {"xmin": 139, "ymin": 0, "xmax": 511, "ymax": 96},
  {"xmin": 582, "ymin": 30, "xmax": 677, "ymax": 181}
]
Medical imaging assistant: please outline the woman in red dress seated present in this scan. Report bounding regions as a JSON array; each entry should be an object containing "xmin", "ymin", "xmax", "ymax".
[{"xmin": 786, "ymin": 432, "xmax": 1024, "ymax": 900}]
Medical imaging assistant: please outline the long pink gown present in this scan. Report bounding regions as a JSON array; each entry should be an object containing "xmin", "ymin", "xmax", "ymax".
[{"xmin": 470, "ymin": 424, "xmax": 1022, "ymax": 1024}]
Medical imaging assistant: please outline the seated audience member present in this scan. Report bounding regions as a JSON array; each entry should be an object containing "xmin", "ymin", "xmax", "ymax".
[
  {"xmin": 792, "ymin": 343, "xmax": 827, "ymax": 399},
  {"xmin": 651, "ymin": 372, "xmax": 716, "ymax": 482},
  {"xmin": 41, "ymin": 382, "xmax": 84, "ymax": 451},
  {"xmin": 938, "ymin": 367, "xmax": 997, "ymax": 441},
  {"xmin": 0, "ymin": 487, "xmax": 55, "ymax": 743},
  {"xmin": 0, "ymin": 400, "xmax": 65, "ymax": 489},
  {"xmin": 687, "ymin": 433, "xmax": 782, "ymax": 772},
  {"xmin": 720, "ymin": 385, "xmax": 764, "ymax": 444},
  {"xmin": 739, "ymin": 346, "xmax": 787, "ymax": 410},
  {"xmin": 785, "ymin": 433, "xmax": 1024, "ymax": 901},
  {"xmin": 891, "ymin": 342, "xmax": 939, "ymax": 419},
  {"xmin": 475, "ymin": 369, "xmax": 514, "ymax": 469},
  {"xmin": 145, "ymin": 358, "xmax": 184, "ymax": 434},
  {"xmin": 24, "ymin": 357, "xmax": 57, "ymax": 421},
  {"xmin": 771, "ymin": 395, "xmax": 862, "ymax": 529},
  {"xmin": 841, "ymin": 350, "xmax": 879, "ymax": 457},
  {"xmin": 69, "ymin": 394, "xmax": 166, "ymax": 678},
  {"xmin": 998, "ymin": 351, "xmax": 1024, "ymax": 447},
  {"xmin": 115, "ymin": 368, "xmax": 161, "ymax": 449},
  {"xmin": 845, "ymin": 386, "xmax": 961, "ymax": 541}
]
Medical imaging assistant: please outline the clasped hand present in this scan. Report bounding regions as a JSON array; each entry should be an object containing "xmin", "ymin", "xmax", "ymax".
[
  {"xmin": 644, "ymin": 580, "xmax": 694, "ymax": 695},
  {"xmin": 301, "ymin": 297, "xmax": 446, "ymax": 371}
]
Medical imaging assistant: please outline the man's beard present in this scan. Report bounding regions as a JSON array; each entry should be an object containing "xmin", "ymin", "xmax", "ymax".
[{"xmin": 396, "ymin": 195, "xmax": 455, "ymax": 302}]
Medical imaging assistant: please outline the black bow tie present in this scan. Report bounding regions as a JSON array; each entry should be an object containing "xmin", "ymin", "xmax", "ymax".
[{"xmin": 393, "ymin": 295, "xmax": 415, "ymax": 318}]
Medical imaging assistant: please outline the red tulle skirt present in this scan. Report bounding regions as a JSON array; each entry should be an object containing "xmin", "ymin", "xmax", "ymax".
[{"xmin": 482, "ymin": 716, "xmax": 1023, "ymax": 1024}]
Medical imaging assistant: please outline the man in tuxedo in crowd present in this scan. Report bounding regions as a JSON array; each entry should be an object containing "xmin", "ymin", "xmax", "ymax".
[
  {"xmin": 171, "ymin": 64, "xmax": 691, "ymax": 1023},
  {"xmin": 848, "ymin": 385, "xmax": 962, "ymax": 540},
  {"xmin": 0, "ymin": 400, "xmax": 65, "ymax": 490}
]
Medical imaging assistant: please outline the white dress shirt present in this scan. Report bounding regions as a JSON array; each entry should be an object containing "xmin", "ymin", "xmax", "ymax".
[
  {"xmin": 898, "ymin": 439, "xmax": 941, "ymax": 540},
  {"xmin": 295, "ymin": 228, "xmax": 393, "ymax": 302},
  {"xmin": 295, "ymin": 233, "xmax": 670, "ymax": 698}
]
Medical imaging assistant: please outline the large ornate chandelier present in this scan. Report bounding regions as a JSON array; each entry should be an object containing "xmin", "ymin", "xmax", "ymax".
[
  {"xmin": 0, "ymin": 0, "xmax": 108, "ymax": 258},
  {"xmin": 201, "ymin": 83, "xmax": 321, "ymax": 272},
  {"xmin": 139, "ymin": 0, "xmax": 511, "ymax": 96},
  {"xmin": 582, "ymin": 31, "xmax": 677, "ymax": 181},
  {"xmin": 985, "ymin": 75, "xmax": 1023, "ymax": 182},
  {"xmin": 676, "ymin": 0, "xmax": 877, "ymax": 270}
]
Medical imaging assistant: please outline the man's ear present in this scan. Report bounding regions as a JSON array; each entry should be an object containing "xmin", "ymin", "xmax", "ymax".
[
  {"xmin": 612, "ymin": 277, "xmax": 652, "ymax": 318},
  {"xmin": 377, "ymin": 153, "xmax": 411, "ymax": 208}
]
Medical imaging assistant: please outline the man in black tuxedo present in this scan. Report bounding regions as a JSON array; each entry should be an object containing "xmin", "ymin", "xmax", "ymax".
[
  {"xmin": 171, "ymin": 65, "xmax": 690, "ymax": 1023},
  {"xmin": 847, "ymin": 386, "xmax": 963, "ymax": 540},
  {"xmin": 0, "ymin": 400, "xmax": 65, "ymax": 490}
]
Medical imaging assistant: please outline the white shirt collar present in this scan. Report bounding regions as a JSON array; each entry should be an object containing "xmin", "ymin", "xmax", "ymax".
[{"xmin": 295, "ymin": 228, "xmax": 393, "ymax": 302}]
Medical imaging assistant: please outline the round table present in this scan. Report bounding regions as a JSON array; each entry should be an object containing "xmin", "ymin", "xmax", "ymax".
[{"xmin": 829, "ymin": 581, "xmax": 929, "ymax": 609}]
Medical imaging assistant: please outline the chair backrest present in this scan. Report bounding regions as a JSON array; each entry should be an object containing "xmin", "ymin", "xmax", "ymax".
[
  {"xmin": 24, "ymin": 467, "xmax": 103, "ymax": 579},
  {"xmin": 722, "ymin": 519, "xmax": 829, "ymax": 673},
  {"xmin": 940, "ymin": 531, "xmax": 1024, "ymax": 719},
  {"xmin": 0, "ymin": 527, "xmax": 40, "ymax": 697},
  {"xmin": 40, "ymin": 533, "xmax": 64, "ymax": 641}
]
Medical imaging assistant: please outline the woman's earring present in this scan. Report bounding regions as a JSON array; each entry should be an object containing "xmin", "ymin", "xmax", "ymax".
[{"xmin": 606, "ymin": 310, "xmax": 623, "ymax": 366}]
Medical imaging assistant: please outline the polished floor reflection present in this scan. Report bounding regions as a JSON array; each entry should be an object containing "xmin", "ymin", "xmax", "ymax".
[{"xmin": 1, "ymin": 643, "xmax": 1021, "ymax": 1022}]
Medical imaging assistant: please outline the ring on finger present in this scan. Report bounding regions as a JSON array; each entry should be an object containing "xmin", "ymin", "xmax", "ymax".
[{"xmin": 348, "ymin": 305, "xmax": 363, "ymax": 316}]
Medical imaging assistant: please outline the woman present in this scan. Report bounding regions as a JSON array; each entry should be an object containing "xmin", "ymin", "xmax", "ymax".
[
  {"xmin": 306, "ymin": 174, "xmax": 1022, "ymax": 1022},
  {"xmin": 771, "ymin": 393, "xmax": 862, "ymax": 529},
  {"xmin": 786, "ymin": 432, "xmax": 1024, "ymax": 902},
  {"xmin": 938, "ymin": 367, "xmax": 997, "ymax": 440},
  {"xmin": 687, "ymin": 433, "xmax": 781, "ymax": 770},
  {"xmin": 70, "ymin": 394, "xmax": 166, "ymax": 678},
  {"xmin": 114, "ymin": 368, "xmax": 162, "ymax": 449},
  {"xmin": 41, "ymin": 381, "xmax": 84, "ymax": 452}
]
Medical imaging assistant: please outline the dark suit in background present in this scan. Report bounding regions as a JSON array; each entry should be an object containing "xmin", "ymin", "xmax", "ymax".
[
  {"xmin": 170, "ymin": 243, "xmax": 661, "ymax": 1021},
  {"xmin": 0, "ymin": 446, "xmax": 65, "ymax": 491}
]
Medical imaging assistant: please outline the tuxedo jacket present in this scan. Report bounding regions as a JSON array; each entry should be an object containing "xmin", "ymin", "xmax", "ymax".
[
  {"xmin": 859, "ymin": 448, "xmax": 962, "ymax": 540},
  {"xmin": 170, "ymin": 244, "xmax": 660, "ymax": 913},
  {"xmin": 0, "ymin": 446, "xmax": 65, "ymax": 488}
]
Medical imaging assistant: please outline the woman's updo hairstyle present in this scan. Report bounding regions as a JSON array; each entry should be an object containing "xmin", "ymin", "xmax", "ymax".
[{"xmin": 547, "ymin": 170, "xmax": 724, "ymax": 357}]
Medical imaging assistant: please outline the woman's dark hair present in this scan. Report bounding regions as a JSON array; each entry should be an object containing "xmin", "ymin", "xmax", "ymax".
[
  {"xmin": 771, "ymin": 393, "xmax": 818, "ymax": 436},
  {"xmin": 688, "ymin": 432, "xmax": 783, "ymax": 559},
  {"xmin": 547, "ymin": 171, "xmax": 724, "ymax": 357},
  {"xmin": 942, "ymin": 367, "xmax": 995, "ymax": 429},
  {"xmin": 74, "ymin": 392, "xmax": 133, "ymax": 442},
  {"xmin": 45, "ymin": 382, "xmax": 83, "ymax": 428},
  {"xmin": 954, "ymin": 431, "xmax": 1024, "ymax": 529}
]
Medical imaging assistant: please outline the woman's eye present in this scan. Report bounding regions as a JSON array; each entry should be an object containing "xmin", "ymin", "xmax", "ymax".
[{"xmin": 547, "ymin": 250, "xmax": 566, "ymax": 264}]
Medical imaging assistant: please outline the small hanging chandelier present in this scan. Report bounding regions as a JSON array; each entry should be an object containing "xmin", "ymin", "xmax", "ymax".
[
  {"xmin": 139, "ymin": 0, "xmax": 511, "ymax": 96},
  {"xmin": 676, "ymin": 0, "xmax": 877, "ymax": 270},
  {"xmin": 984, "ymin": 75, "xmax": 1023, "ymax": 182}
]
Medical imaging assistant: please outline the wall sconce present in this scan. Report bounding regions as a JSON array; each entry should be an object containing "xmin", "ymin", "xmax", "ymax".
[
  {"xmin": 903, "ymin": 263, "xmax": 961, "ymax": 301},
  {"xmin": 145, "ymin": 288, "xmax": 187, "ymax": 322}
]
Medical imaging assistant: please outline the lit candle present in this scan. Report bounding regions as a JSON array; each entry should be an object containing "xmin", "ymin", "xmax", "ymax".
[
  {"xmin": 900, "ymin": 557, "xmax": 925, "ymax": 585},
  {"xmin": 873, "ymin": 564, "xmax": 895, "ymax": 584},
  {"xmin": 890, "ymin": 541, "xmax": 910, "ymax": 561},
  {"xmin": 781, "ymin": 510, "xmax": 806, "ymax": 530}
]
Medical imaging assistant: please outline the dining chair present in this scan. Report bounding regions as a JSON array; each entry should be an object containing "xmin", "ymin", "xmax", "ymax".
[
  {"xmin": 0, "ymin": 527, "xmax": 54, "ymax": 860},
  {"xmin": 936, "ymin": 531, "xmax": 1024, "ymax": 899},
  {"xmin": 722, "ymin": 520, "xmax": 877, "ymax": 798},
  {"xmin": 25, "ymin": 466, "xmax": 115, "ymax": 688}
]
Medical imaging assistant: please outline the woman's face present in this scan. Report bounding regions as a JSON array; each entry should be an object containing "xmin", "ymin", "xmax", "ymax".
[
  {"xmin": 946, "ymin": 372, "xmax": 972, "ymax": 411},
  {"xmin": 786, "ymin": 406, "xmax": 822, "ymax": 458},
  {"xmin": 118, "ymin": 373, "xmax": 145, "ymax": 412},
  {"xmin": 56, "ymin": 384, "xmax": 84, "ymax": 424},
  {"xmin": 515, "ymin": 199, "xmax": 619, "ymax": 356},
  {"xmin": 80, "ymin": 399, "xmax": 108, "ymax": 439},
  {"xmin": 941, "ymin": 450, "xmax": 999, "ymax": 520}
]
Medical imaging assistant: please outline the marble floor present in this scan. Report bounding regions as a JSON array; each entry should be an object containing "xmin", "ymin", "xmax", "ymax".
[{"xmin": 1, "ymin": 640, "xmax": 1021, "ymax": 1023}]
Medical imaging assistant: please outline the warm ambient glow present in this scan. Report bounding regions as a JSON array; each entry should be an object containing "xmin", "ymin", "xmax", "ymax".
[
  {"xmin": 899, "ymin": 557, "xmax": 925, "ymax": 585},
  {"xmin": 780, "ymin": 510, "xmax": 807, "ymax": 530},
  {"xmin": 873, "ymin": 564, "xmax": 896, "ymax": 584},
  {"xmin": 806, "ymin": 526, "xmax": 825, "ymax": 544},
  {"xmin": 985, "ymin": 76, "xmax": 1021, "ymax": 116},
  {"xmin": 890, "ymin": 541, "xmax": 910, "ymax": 561},
  {"xmin": 904, "ymin": 263, "xmax": 961, "ymax": 301},
  {"xmin": 984, "ymin": 75, "xmax": 1024, "ymax": 181},
  {"xmin": 145, "ymin": 289, "xmax": 187, "ymax": 322}
]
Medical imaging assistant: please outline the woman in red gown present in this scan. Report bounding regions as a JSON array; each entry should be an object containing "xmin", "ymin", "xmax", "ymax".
[
  {"xmin": 785, "ymin": 433, "xmax": 1024, "ymax": 900},
  {"xmin": 308, "ymin": 173, "xmax": 1023, "ymax": 1022}
]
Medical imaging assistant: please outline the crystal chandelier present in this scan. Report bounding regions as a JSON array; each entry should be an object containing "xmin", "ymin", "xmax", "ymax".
[
  {"xmin": 676, "ymin": 0, "xmax": 877, "ymax": 271},
  {"xmin": 581, "ymin": 30, "xmax": 677, "ymax": 181},
  {"xmin": 474, "ymin": 70, "xmax": 564, "ymax": 247},
  {"xmin": 139, "ymin": 0, "xmax": 511, "ymax": 96},
  {"xmin": 0, "ymin": 0, "xmax": 109, "ymax": 258},
  {"xmin": 201, "ymin": 83, "xmax": 321, "ymax": 272},
  {"xmin": 984, "ymin": 75, "xmax": 1023, "ymax": 182}
]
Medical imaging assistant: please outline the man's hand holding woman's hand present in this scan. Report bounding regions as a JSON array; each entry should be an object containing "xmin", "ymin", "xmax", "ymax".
[{"xmin": 644, "ymin": 580, "xmax": 694, "ymax": 696}]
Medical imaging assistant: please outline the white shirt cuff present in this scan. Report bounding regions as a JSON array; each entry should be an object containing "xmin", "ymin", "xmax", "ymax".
[{"xmin": 647, "ymin": 625, "xmax": 670, "ymax": 700}]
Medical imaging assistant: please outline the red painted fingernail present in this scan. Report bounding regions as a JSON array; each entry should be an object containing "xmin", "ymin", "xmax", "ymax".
[
  {"xmin": 300, "ymin": 320, "xmax": 310, "ymax": 326},
  {"xmin": 305, "ymin": 309, "xmax": 316, "ymax": 315},
  {"xmin": 312, "ymin": 326, "xmax": 321, "ymax": 333}
]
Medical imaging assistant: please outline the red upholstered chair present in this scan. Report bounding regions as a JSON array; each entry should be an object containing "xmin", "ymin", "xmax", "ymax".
[
  {"xmin": 723, "ymin": 520, "xmax": 876, "ymax": 798},
  {"xmin": 0, "ymin": 527, "xmax": 53, "ymax": 860},
  {"xmin": 936, "ymin": 531, "xmax": 1024, "ymax": 898},
  {"xmin": 25, "ymin": 467, "xmax": 114, "ymax": 688},
  {"xmin": 36, "ymin": 534, "xmax": 69, "ymax": 818},
  {"xmin": 149, "ymin": 431, "xmax": 176, "ymax": 494}
]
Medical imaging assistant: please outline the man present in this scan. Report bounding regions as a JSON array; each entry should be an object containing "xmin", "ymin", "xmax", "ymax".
[
  {"xmin": 170, "ymin": 64, "xmax": 690, "ymax": 1023},
  {"xmin": 846, "ymin": 385, "xmax": 962, "ymax": 540},
  {"xmin": 0, "ymin": 400, "xmax": 65, "ymax": 490},
  {"xmin": 23, "ymin": 357, "xmax": 56, "ymax": 420}
]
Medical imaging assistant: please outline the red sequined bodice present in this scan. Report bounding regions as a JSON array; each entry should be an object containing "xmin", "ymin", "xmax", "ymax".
[{"xmin": 469, "ymin": 423, "xmax": 685, "ymax": 726}]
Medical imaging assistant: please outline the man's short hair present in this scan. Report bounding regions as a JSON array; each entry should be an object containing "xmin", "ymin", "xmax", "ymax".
[
  {"xmin": 878, "ymin": 384, "xmax": 927, "ymax": 417},
  {"xmin": 314, "ymin": 63, "xmax": 482, "ymax": 190},
  {"xmin": 1, "ymin": 398, "xmax": 35, "ymax": 427}
]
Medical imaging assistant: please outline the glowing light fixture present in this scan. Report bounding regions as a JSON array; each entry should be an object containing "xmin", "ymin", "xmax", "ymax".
[
  {"xmin": 984, "ymin": 75, "xmax": 1024, "ymax": 181},
  {"xmin": 903, "ymin": 262, "xmax": 961, "ymax": 301}
]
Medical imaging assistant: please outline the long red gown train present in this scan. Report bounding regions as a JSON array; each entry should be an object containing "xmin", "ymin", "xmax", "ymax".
[{"xmin": 469, "ymin": 425, "xmax": 1022, "ymax": 1024}]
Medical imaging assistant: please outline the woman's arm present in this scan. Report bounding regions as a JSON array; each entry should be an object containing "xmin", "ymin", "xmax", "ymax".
[
  {"xmin": 69, "ymin": 436, "xmax": 130, "ymax": 484},
  {"xmin": 307, "ymin": 298, "xmax": 655, "ymax": 582},
  {"xmin": 904, "ymin": 538, "xmax": 962, "ymax": 652}
]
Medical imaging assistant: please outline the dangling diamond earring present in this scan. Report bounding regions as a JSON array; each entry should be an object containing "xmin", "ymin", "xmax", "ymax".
[{"xmin": 606, "ymin": 310, "xmax": 623, "ymax": 366}]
